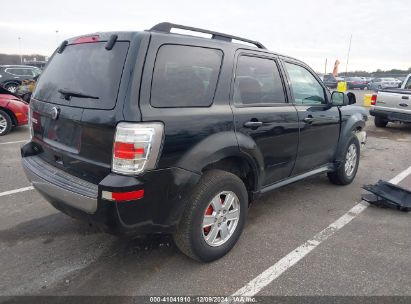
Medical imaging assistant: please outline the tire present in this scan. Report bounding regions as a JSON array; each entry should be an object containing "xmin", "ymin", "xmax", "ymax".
[
  {"xmin": 4, "ymin": 83, "xmax": 19, "ymax": 93},
  {"xmin": 374, "ymin": 116, "xmax": 388, "ymax": 128},
  {"xmin": 0, "ymin": 110, "xmax": 12, "ymax": 136},
  {"xmin": 173, "ymin": 170, "xmax": 248, "ymax": 262},
  {"xmin": 328, "ymin": 135, "xmax": 360, "ymax": 185}
]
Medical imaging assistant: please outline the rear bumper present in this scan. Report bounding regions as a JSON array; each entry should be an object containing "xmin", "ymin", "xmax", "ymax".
[
  {"xmin": 21, "ymin": 142, "xmax": 201, "ymax": 236},
  {"xmin": 370, "ymin": 108, "xmax": 411, "ymax": 123},
  {"xmin": 22, "ymin": 155, "xmax": 98, "ymax": 213}
]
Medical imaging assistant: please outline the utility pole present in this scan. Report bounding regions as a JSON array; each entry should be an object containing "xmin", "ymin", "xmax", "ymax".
[
  {"xmin": 325, "ymin": 58, "xmax": 327, "ymax": 75},
  {"xmin": 18, "ymin": 37, "xmax": 22, "ymax": 64},
  {"xmin": 345, "ymin": 34, "xmax": 352, "ymax": 77}
]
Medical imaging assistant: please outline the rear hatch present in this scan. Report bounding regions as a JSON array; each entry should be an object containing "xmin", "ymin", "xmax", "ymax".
[{"xmin": 31, "ymin": 35, "xmax": 131, "ymax": 184}]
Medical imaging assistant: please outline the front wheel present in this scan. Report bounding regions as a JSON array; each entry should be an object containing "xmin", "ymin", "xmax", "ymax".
[
  {"xmin": 328, "ymin": 135, "xmax": 360, "ymax": 185},
  {"xmin": 0, "ymin": 110, "xmax": 12, "ymax": 136},
  {"xmin": 173, "ymin": 170, "xmax": 248, "ymax": 262}
]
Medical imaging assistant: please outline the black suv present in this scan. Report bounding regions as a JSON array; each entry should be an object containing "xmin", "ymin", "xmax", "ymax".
[
  {"xmin": 0, "ymin": 65, "xmax": 42, "ymax": 93},
  {"xmin": 22, "ymin": 23, "xmax": 368, "ymax": 262}
]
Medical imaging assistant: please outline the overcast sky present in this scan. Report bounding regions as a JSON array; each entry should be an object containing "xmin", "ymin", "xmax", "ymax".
[{"xmin": 0, "ymin": 0, "xmax": 410, "ymax": 72}]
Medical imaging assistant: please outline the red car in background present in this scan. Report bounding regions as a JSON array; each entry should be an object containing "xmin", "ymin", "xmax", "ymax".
[{"xmin": 0, "ymin": 86, "xmax": 29, "ymax": 136}]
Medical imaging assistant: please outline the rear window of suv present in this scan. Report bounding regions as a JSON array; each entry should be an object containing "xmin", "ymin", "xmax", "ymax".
[
  {"xmin": 150, "ymin": 45, "xmax": 223, "ymax": 108},
  {"xmin": 33, "ymin": 41, "xmax": 129, "ymax": 110}
]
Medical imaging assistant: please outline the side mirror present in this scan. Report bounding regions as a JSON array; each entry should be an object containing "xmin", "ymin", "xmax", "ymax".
[
  {"xmin": 330, "ymin": 91, "xmax": 356, "ymax": 106},
  {"xmin": 347, "ymin": 92, "xmax": 356, "ymax": 104}
]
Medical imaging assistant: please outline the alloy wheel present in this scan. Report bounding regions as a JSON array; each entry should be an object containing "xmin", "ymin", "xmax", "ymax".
[
  {"xmin": 345, "ymin": 143, "xmax": 357, "ymax": 177},
  {"xmin": 0, "ymin": 113, "xmax": 7, "ymax": 134},
  {"xmin": 202, "ymin": 191, "xmax": 240, "ymax": 247}
]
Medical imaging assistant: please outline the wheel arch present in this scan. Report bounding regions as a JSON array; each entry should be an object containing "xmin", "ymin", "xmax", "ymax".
[
  {"xmin": 2, "ymin": 80, "xmax": 21, "ymax": 88},
  {"xmin": 335, "ymin": 112, "xmax": 365, "ymax": 163},
  {"xmin": 175, "ymin": 131, "xmax": 262, "ymax": 201}
]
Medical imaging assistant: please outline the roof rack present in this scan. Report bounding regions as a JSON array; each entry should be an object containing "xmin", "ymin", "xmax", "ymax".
[{"xmin": 149, "ymin": 22, "xmax": 266, "ymax": 49}]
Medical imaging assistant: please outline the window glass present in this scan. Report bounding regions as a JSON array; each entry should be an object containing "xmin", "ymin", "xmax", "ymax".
[
  {"xmin": 284, "ymin": 62, "xmax": 326, "ymax": 105},
  {"xmin": 32, "ymin": 68, "xmax": 42, "ymax": 76},
  {"xmin": 151, "ymin": 45, "xmax": 222, "ymax": 107},
  {"xmin": 6, "ymin": 68, "xmax": 21, "ymax": 76},
  {"xmin": 234, "ymin": 56, "xmax": 285, "ymax": 105},
  {"xmin": 21, "ymin": 69, "xmax": 32, "ymax": 76},
  {"xmin": 33, "ymin": 42, "xmax": 129, "ymax": 110},
  {"xmin": 404, "ymin": 77, "xmax": 411, "ymax": 89}
]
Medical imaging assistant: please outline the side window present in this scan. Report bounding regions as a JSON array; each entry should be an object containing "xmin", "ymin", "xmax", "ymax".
[
  {"xmin": 5, "ymin": 68, "xmax": 18, "ymax": 76},
  {"xmin": 21, "ymin": 69, "xmax": 32, "ymax": 76},
  {"xmin": 33, "ymin": 68, "xmax": 42, "ymax": 77},
  {"xmin": 234, "ymin": 56, "xmax": 285, "ymax": 105},
  {"xmin": 405, "ymin": 77, "xmax": 411, "ymax": 90},
  {"xmin": 284, "ymin": 62, "xmax": 326, "ymax": 105},
  {"xmin": 151, "ymin": 45, "xmax": 223, "ymax": 108}
]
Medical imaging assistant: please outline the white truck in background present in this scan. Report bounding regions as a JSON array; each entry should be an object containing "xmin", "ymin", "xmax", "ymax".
[{"xmin": 370, "ymin": 74, "xmax": 411, "ymax": 127}]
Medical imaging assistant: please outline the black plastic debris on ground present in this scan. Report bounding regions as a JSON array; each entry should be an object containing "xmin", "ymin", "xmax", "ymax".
[{"xmin": 362, "ymin": 180, "xmax": 411, "ymax": 212}]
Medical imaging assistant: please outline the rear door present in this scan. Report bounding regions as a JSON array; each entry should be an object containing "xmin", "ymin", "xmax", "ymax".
[
  {"xmin": 30, "ymin": 37, "xmax": 132, "ymax": 183},
  {"xmin": 232, "ymin": 52, "xmax": 299, "ymax": 186},
  {"xmin": 281, "ymin": 60, "xmax": 340, "ymax": 175}
]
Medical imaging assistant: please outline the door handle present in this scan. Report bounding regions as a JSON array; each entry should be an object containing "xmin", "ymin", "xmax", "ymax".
[
  {"xmin": 244, "ymin": 121, "xmax": 263, "ymax": 128},
  {"xmin": 303, "ymin": 117, "xmax": 314, "ymax": 124},
  {"xmin": 401, "ymin": 96, "xmax": 409, "ymax": 100}
]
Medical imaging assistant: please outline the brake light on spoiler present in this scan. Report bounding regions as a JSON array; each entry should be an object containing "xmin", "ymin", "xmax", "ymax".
[{"xmin": 72, "ymin": 35, "xmax": 100, "ymax": 44}]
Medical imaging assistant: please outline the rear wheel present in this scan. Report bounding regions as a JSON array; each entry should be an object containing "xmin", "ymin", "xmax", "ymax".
[
  {"xmin": 374, "ymin": 116, "xmax": 388, "ymax": 128},
  {"xmin": 173, "ymin": 170, "xmax": 248, "ymax": 262},
  {"xmin": 0, "ymin": 110, "xmax": 12, "ymax": 136},
  {"xmin": 328, "ymin": 135, "xmax": 360, "ymax": 185}
]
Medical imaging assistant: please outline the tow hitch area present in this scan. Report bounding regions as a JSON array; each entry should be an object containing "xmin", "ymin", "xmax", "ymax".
[{"xmin": 362, "ymin": 180, "xmax": 411, "ymax": 212}]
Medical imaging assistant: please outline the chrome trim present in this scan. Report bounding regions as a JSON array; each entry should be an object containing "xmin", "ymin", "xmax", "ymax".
[{"xmin": 22, "ymin": 156, "xmax": 98, "ymax": 214}]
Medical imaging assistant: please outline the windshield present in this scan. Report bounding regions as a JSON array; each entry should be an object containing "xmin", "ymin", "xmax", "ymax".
[{"xmin": 33, "ymin": 41, "xmax": 129, "ymax": 109}]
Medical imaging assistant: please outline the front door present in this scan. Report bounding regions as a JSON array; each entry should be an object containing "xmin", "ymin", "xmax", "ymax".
[
  {"xmin": 282, "ymin": 60, "xmax": 340, "ymax": 175},
  {"xmin": 232, "ymin": 53, "xmax": 299, "ymax": 187}
]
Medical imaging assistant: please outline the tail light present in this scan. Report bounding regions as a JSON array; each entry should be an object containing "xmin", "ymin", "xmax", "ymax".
[
  {"xmin": 112, "ymin": 122, "xmax": 164, "ymax": 175},
  {"xmin": 371, "ymin": 94, "xmax": 377, "ymax": 106}
]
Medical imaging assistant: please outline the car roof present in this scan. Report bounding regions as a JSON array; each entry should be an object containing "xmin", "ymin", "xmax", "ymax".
[{"xmin": 64, "ymin": 23, "xmax": 312, "ymax": 73}]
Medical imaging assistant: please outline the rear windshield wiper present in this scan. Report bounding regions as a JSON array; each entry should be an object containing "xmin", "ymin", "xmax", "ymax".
[{"xmin": 58, "ymin": 89, "xmax": 99, "ymax": 100}]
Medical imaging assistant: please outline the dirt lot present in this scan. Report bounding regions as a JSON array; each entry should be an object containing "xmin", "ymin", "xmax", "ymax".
[{"xmin": 1, "ymin": 90, "xmax": 411, "ymax": 301}]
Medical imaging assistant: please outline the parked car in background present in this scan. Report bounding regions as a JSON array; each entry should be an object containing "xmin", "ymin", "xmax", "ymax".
[
  {"xmin": 0, "ymin": 86, "xmax": 29, "ymax": 135},
  {"xmin": 370, "ymin": 74, "xmax": 411, "ymax": 127},
  {"xmin": 345, "ymin": 77, "xmax": 367, "ymax": 90},
  {"xmin": 368, "ymin": 78, "xmax": 402, "ymax": 91},
  {"xmin": 16, "ymin": 75, "xmax": 39, "ymax": 102},
  {"xmin": 322, "ymin": 74, "xmax": 338, "ymax": 89},
  {"xmin": 0, "ymin": 65, "xmax": 42, "ymax": 93}
]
